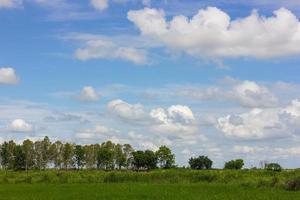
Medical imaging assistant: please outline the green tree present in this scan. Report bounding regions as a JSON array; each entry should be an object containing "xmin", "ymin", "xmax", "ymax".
[
  {"xmin": 41, "ymin": 136, "xmax": 51, "ymax": 169},
  {"xmin": 115, "ymin": 144, "xmax": 126, "ymax": 169},
  {"xmin": 74, "ymin": 145, "xmax": 85, "ymax": 169},
  {"xmin": 265, "ymin": 163, "xmax": 282, "ymax": 172},
  {"xmin": 189, "ymin": 156, "xmax": 213, "ymax": 170},
  {"xmin": 63, "ymin": 143, "xmax": 74, "ymax": 170},
  {"xmin": 1, "ymin": 142, "xmax": 9, "ymax": 170},
  {"xmin": 22, "ymin": 139, "xmax": 35, "ymax": 171},
  {"xmin": 97, "ymin": 144, "xmax": 114, "ymax": 170},
  {"xmin": 84, "ymin": 144, "xmax": 97, "ymax": 169},
  {"xmin": 7, "ymin": 140, "xmax": 16, "ymax": 170},
  {"xmin": 224, "ymin": 159, "xmax": 244, "ymax": 170},
  {"xmin": 123, "ymin": 144, "xmax": 134, "ymax": 169},
  {"xmin": 132, "ymin": 150, "xmax": 157, "ymax": 170},
  {"xmin": 50, "ymin": 141, "xmax": 64, "ymax": 169},
  {"xmin": 13, "ymin": 145, "xmax": 25, "ymax": 170},
  {"xmin": 156, "ymin": 146, "xmax": 175, "ymax": 169}
]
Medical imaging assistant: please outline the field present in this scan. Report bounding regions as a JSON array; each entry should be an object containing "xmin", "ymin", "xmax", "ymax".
[{"xmin": 0, "ymin": 169, "xmax": 300, "ymax": 199}]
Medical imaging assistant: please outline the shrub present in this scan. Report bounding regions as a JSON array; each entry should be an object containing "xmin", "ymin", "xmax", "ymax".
[
  {"xmin": 285, "ymin": 177, "xmax": 300, "ymax": 191},
  {"xmin": 265, "ymin": 163, "xmax": 282, "ymax": 172},
  {"xmin": 224, "ymin": 159, "xmax": 244, "ymax": 170}
]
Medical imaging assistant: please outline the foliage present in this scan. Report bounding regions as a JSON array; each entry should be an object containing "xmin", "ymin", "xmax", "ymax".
[
  {"xmin": 224, "ymin": 159, "xmax": 244, "ymax": 170},
  {"xmin": 189, "ymin": 156, "xmax": 213, "ymax": 170},
  {"xmin": 265, "ymin": 163, "xmax": 282, "ymax": 172}
]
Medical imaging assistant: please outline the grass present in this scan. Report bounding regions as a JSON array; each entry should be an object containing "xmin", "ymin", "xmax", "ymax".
[
  {"xmin": 0, "ymin": 169, "xmax": 300, "ymax": 199},
  {"xmin": 0, "ymin": 183, "xmax": 300, "ymax": 200}
]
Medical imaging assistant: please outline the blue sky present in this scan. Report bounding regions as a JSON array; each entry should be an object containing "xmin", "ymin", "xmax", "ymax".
[{"xmin": 1, "ymin": 0, "xmax": 300, "ymax": 168}]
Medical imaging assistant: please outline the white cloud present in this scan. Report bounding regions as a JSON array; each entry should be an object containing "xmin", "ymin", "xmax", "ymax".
[
  {"xmin": 90, "ymin": 0, "xmax": 108, "ymax": 11},
  {"xmin": 232, "ymin": 80, "xmax": 278, "ymax": 108},
  {"xmin": 107, "ymin": 99, "xmax": 146, "ymax": 121},
  {"xmin": 150, "ymin": 105, "xmax": 197, "ymax": 135},
  {"xmin": 7, "ymin": 119, "xmax": 33, "ymax": 132},
  {"xmin": 140, "ymin": 141, "xmax": 158, "ymax": 151},
  {"xmin": 75, "ymin": 39, "xmax": 147, "ymax": 64},
  {"xmin": 128, "ymin": 7, "xmax": 300, "ymax": 60},
  {"xmin": 0, "ymin": 68, "xmax": 19, "ymax": 84},
  {"xmin": 217, "ymin": 99, "xmax": 300, "ymax": 140},
  {"xmin": 77, "ymin": 86, "xmax": 100, "ymax": 102},
  {"xmin": 0, "ymin": 0, "xmax": 22, "ymax": 8}
]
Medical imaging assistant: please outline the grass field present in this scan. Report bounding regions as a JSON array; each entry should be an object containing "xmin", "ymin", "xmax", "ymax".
[
  {"xmin": 0, "ymin": 183, "xmax": 300, "ymax": 200},
  {"xmin": 0, "ymin": 170, "xmax": 300, "ymax": 199}
]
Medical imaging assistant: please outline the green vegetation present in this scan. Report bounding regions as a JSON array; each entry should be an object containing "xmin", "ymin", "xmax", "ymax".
[
  {"xmin": 1, "ymin": 137, "xmax": 300, "ymax": 199},
  {"xmin": 1, "ymin": 183, "xmax": 300, "ymax": 200}
]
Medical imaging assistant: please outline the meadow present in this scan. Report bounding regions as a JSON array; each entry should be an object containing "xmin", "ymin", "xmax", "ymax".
[{"xmin": 0, "ymin": 169, "xmax": 300, "ymax": 199}]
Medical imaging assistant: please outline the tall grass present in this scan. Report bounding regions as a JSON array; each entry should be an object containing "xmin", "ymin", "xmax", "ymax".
[{"xmin": 0, "ymin": 169, "xmax": 299, "ymax": 191}]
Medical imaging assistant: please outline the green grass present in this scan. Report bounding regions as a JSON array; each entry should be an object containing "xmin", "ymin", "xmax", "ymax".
[
  {"xmin": 0, "ymin": 169, "xmax": 300, "ymax": 199},
  {"xmin": 0, "ymin": 183, "xmax": 299, "ymax": 200}
]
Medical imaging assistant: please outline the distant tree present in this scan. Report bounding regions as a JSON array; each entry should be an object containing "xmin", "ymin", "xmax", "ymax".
[
  {"xmin": 41, "ymin": 136, "xmax": 51, "ymax": 169},
  {"xmin": 13, "ymin": 145, "xmax": 25, "ymax": 170},
  {"xmin": 50, "ymin": 141, "xmax": 64, "ymax": 169},
  {"xmin": 156, "ymin": 146, "xmax": 175, "ymax": 169},
  {"xmin": 7, "ymin": 140, "xmax": 16, "ymax": 170},
  {"xmin": 189, "ymin": 156, "xmax": 213, "ymax": 170},
  {"xmin": 132, "ymin": 151, "xmax": 146, "ymax": 170},
  {"xmin": 62, "ymin": 143, "xmax": 74, "ymax": 170},
  {"xmin": 265, "ymin": 163, "xmax": 282, "ymax": 172},
  {"xmin": 84, "ymin": 144, "xmax": 97, "ymax": 169},
  {"xmin": 224, "ymin": 159, "xmax": 244, "ymax": 170},
  {"xmin": 1, "ymin": 142, "xmax": 9, "ymax": 170},
  {"xmin": 114, "ymin": 144, "xmax": 126, "ymax": 169},
  {"xmin": 74, "ymin": 145, "xmax": 85, "ymax": 169},
  {"xmin": 22, "ymin": 139, "xmax": 35, "ymax": 171},
  {"xmin": 144, "ymin": 150, "xmax": 157, "ymax": 170},
  {"xmin": 34, "ymin": 141, "xmax": 43, "ymax": 170},
  {"xmin": 123, "ymin": 144, "xmax": 134, "ymax": 169},
  {"xmin": 132, "ymin": 150, "xmax": 157, "ymax": 170},
  {"xmin": 97, "ymin": 142, "xmax": 115, "ymax": 170}
]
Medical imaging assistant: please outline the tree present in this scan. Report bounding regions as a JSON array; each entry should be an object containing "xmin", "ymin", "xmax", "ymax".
[
  {"xmin": 22, "ymin": 139, "xmax": 35, "ymax": 171},
  {"xmin": 114, "ymin": 144, "xmax": 126, "ymax": 169},
  {"xmin": 62, "ymin": 143, "xmax": 74, "ymax": 170},
  {"xmin": 97, "ymin": 143, "xmax": 114, "ymax": 170},
  {"xmin": 13, "ymin": 145, "xmax": 25, "ymax": 170},
  {"xmin": 132, "ymin": 150, "xmax": 157, "ymax": 170},
  {"xmin": 7, "ymin": 140, "xmax": 16, "ymax": 170},
  {"xmin": 41, "ymin": 136, "xmax": 51, "ymax": 169},
  {"xmin": 224, "ymin": 159, "xmax": 244, "ymax": 170},
  {"xmin": 189, "ymin": 156, "xmax": 213, "ymax": 170},
  {"xmin": 50, "ymin": 141, "xmax": 64, "ymax": 169},
  {"xmin": 265, "ymin": 163, "xmax": 282, "ymax": 172},
  {"xmin": 84, "ymin": 144, "xmax": 97, "ymax": 169},
  {"xmin": 1, "ymin": 142, "xmax": 9, "ymax": 170},
  {"xmin": 123, "ymin": 144, "xmax": 134, "ymax": 169},
  {"xmin": 74, "ymin": 145, "xmax": 85, "ymax": 169},
  {"xmin": 156, "ymin": 146, "xmax": 175, "ymax": 169}
]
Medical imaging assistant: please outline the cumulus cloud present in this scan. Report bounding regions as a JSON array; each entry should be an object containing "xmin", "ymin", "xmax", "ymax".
[
  {"xmin": 232, "ymin": 80, "xmax": 278, "ymax": 107},
  {"xmin": 0, "ymin": 68, "xmax": 19, "ymax": 84},
  {"xmin": 77, "ymin": 86, "xmax": 100, "ymax": 102},
  {"xmin": 107, "ymin": 99, "xmax": 146, "ymax": 121},
  {"xmin": 128, "ymin": 7, "xmax": 300, "ymax": 60},
  {"xmin": 75, "ymin": 125, "xmax": 113, "ymax": 140},
  {"xmin": 217, "ymin": 99, "xmax": 300, "ymax": 140},
  {"xmin": 150, "ymin": 105, "xmax": 197, "ymax": 135},
  {"xmin": 7, "ymin": 119, "xmax": 33, "ymax": 132},
  {"xmin": 0, "ymin": 0, "xmax": 22, "ymax": 8},
  {"xmin": 75, "ymin": 39, "xmax": 147, "ymax": 64}
]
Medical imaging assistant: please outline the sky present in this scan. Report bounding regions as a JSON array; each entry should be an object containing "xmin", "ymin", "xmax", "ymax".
[{"xmin": 1, "ymin": 0, "xmax": 300, "ymax": 168}]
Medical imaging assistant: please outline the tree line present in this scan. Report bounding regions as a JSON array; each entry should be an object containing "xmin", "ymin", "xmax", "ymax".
[
  {"xmin": 0, "ymin": 136, "xmax": 282, "ymax": 171},
  {"xmin": 0, "ymin": 137, "xmax": 175, "ymax": 171}
]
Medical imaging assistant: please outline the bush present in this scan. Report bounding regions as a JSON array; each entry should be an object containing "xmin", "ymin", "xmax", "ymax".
[
  {"xmin": 224, "ymin": 159, "xmax": 244, "ymax": 170},
  {"xmin": 265, "ymin": 163, "xmax": 282, "ymax": 172},
  {"xmin": 285, "ymin": 177, "xmax": 300, "ymax": 191}
]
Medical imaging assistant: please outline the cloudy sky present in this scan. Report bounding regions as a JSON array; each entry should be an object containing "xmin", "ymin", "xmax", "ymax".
[{"xmin": 1, "ymin": 0, "xmax": 300, "ymax": 168}]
